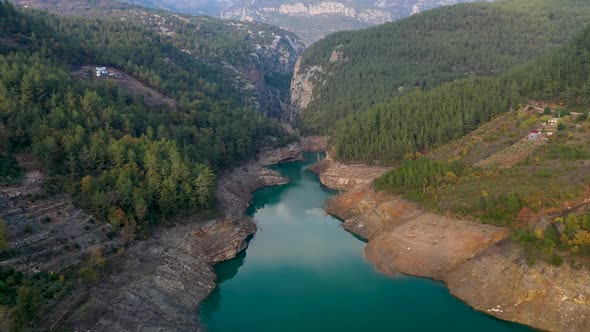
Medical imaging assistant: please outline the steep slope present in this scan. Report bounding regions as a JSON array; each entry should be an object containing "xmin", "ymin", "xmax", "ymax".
[
  {"xmin": 293, "ymin": 0, "xmax": 590, "ymax": 133},
  {"xmin": 121, "ymin": 0, "xmax": 488, "ymax": 44},
  {"xmin": 332, "ymin": 20, "xmax": 590, "ymax": 162},
  {"xmin": 11, "ymin": 0, "xmax": 305, "ymax": 119}
]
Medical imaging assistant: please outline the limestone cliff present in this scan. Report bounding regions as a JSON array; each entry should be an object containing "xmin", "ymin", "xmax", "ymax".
[
  {"xmin": 221, "ymin": 26, "xmax": 305, "ymax": 119},
  {"xmin": 289, "ymin": 57, "xmax": 324, "ymax": 119}
]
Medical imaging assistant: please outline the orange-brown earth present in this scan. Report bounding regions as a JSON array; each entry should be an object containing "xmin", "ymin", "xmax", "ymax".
[{"xmin": 320, "ymin": 163, "xmax": 590, "ymax": 332}]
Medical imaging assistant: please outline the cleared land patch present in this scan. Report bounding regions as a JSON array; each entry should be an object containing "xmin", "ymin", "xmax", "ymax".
[{"xmin": 71, "ymin": 65, "xmax": 177, "ymax": 108}]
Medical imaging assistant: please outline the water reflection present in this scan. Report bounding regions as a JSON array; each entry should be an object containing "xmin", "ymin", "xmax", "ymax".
[{"xmin": 200, "ymin": 153, "xmax": 531, "ymax": 332}]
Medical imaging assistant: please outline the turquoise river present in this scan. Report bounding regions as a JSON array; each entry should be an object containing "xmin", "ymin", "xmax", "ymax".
[{"xmin": 200, "ymin": 153, "xmax": 532, "ymax": 332}]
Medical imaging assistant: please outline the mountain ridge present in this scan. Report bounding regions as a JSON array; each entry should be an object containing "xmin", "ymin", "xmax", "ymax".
[{"xmin": 120, "ymin": 0, "xmax": 489, "ymax": 44}]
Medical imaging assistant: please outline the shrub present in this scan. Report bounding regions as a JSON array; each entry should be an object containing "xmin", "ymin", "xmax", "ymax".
[
  {"xmin": 9, "ymin": 284, "xmax": 42, "ymax": 331},
  {"xmin": 556, "ymin": 107, "xmax": 571, "ymax": 117},
  {"xmin": 0, "ymin": 219, "xmax": 8, "ymax": 253},
  {"xmin": 557, "ymin": 121, "xmax": 566, "ymax": 131},
  {"xmin": 0, "ymin": 155, "xmax": 23, "ymax": 183},
  {"xmin": 375, "ymin": 158, "xmax": 466, "ymax": 192},
  {"xmin": 78, "ymin": 267, "xmax": 98, "ymax": 285},
  {"xmin": 539, "ymin": 115, "xmax": 551, "ymax": 122},
  {"xmin": 547, "ymin": 144, "xmax": 590, "ymax": 160},
  {"xmin": 550, "ymin": 254, "xmax": 563, "ymax": 266}
]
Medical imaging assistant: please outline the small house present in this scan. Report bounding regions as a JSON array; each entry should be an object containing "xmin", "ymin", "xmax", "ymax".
[
  {"xmin": 528, "ymin": 129, "xmax": 541, "ymax": 140},
  {"xmin": 95, "ymin": 67, "xmax": 108, "ymax": 77}
]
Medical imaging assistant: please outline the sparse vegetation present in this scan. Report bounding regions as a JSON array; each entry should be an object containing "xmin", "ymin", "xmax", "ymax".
[
  {"xmin": 78, "ymin": 248, "xmax": 106, "ymax": 285},
  {"xmin": 0, "ymin": 267, "xmax": 72, "ymax": 331},
  {"xmin": 546, "ymin": 144, "xmax": 590, "ymax": 161},
  {"xmin": 375, "ymin": 106, "xmax": 590, "ymax": 233}
]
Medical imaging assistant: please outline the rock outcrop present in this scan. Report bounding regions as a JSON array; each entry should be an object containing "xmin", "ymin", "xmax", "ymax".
[
  {"xmin": 310, "ymin": 159, "xmax": 389, "ymax": 191},
  {"xmin": 289, "ymin": 57, "xmax": 323, "ymax": 115},
  {"xmin": 216, "ymin": 145, "xmax": 301, "ymax": 218},
  {"xmin": 225, "ymin": 28, "xmax": 305, "ymax": 119},
  {"xmin": 300, "ymin": 135, "xmax": 328, "ymax": 152},
  {"xmin": 274, "ymin": 2, "xmax": 392, "ymax": 24},
  {"xmin": 46, "ymin": 218, "xmax": 256, "ymax": 331},
  {"xmin": 318, "ymin": 163, "xmax": 590, "ymax": 332},
  {"xmin": 447, "ymin": 244, "xmax": 590, "ymax": 332}
]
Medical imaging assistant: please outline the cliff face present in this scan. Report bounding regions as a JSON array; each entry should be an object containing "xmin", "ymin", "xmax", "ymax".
[
  {"xmin": 237, "ymin": 30, "xmax": 305, "ymax": 120},
  {"xmin": 447, "ymin": 245, "xmax": 590, "ymax": 332},
  {"xmin": 319, "ymin": 165, "xmax": 590, "ymax": 332},
  {"xmin": 289, "ymin": 57, "xmax": 323, "ymax": 117}
]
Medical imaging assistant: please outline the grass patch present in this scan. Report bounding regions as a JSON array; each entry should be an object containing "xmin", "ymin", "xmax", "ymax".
[{"xmin": 546, "ymin": 144, "xmax": 590, "ymax": 161}]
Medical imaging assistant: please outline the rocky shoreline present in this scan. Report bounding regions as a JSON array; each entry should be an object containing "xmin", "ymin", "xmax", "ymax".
[
  {"xmin": 0, "ymin": 138, "xmax": 325, "ymax": 331},
  {"xmin": 318, "ymin": 160, "xmax": 590, "ymax": 332},
  {"xmin": 50, "ymin": 141, "xmax": 314, "ymax": 331}
]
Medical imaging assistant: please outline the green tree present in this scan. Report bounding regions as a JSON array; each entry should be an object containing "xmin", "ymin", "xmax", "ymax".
[
  {"xmin": 0, "ymin": 218, "xmax": 9, "ymax": 253},
  {"xmin": 9, "ymin": 283, "xmax": 41, "ymax": 332}
]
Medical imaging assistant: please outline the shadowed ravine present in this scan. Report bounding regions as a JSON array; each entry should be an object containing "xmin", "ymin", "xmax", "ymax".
[{"xmin": 199, "ymin": 153, "xmax": 531, "ymax": 332}]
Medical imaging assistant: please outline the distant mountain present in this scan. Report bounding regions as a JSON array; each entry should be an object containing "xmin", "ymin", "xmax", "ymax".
[{"xmin": 120, "ymin": 0, "xmax": 490, "ymax": 44}]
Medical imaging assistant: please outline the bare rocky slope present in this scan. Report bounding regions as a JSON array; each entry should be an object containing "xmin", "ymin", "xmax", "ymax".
[{"xmin": 318, "ymin": 162, "xmax": 590, "ymax": 332}]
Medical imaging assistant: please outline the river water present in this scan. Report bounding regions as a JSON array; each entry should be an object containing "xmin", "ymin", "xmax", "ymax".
[{"xmin": 200, "ymin": 153, "xmax": 531, "ymax": 332}]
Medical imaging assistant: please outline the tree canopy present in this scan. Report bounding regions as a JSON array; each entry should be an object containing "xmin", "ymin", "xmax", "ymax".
[
  {"xmin": 332, "ymin": 24, "xmax": 590, "ymax": 162},
  {"xmin": 0, "ymin": 0, "xmax": 285, "ymax": 236},
  {"xmin": 299, "ymin": 0, "xmax": 590, "ymax": 134}
]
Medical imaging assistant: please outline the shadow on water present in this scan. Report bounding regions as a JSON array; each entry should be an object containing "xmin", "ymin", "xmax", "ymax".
[{"xmin": 200, "ymin": 247, "xmax": 248, "ymax": 318}]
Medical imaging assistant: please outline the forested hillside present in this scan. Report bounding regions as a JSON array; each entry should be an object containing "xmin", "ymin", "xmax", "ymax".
[
  {"xmin": 10, "ymin": 0, "xmax": 305, "ymax": 118},
  {"xmin": 295, "ymin": 0, "xmax": 590, "ymax": 133},
  {"xmin": 0, "ymin": 1, "xmax": 285, "ymax": 236},
  {"xmin": 334, "ymin": 24, "xmax": 590, "ymax": 161}
]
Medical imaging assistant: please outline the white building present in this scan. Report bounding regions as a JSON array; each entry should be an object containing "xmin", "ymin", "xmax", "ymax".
[{"xmin": 95, "ymin": 67, "xmax": 108, "ymax": 77}]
